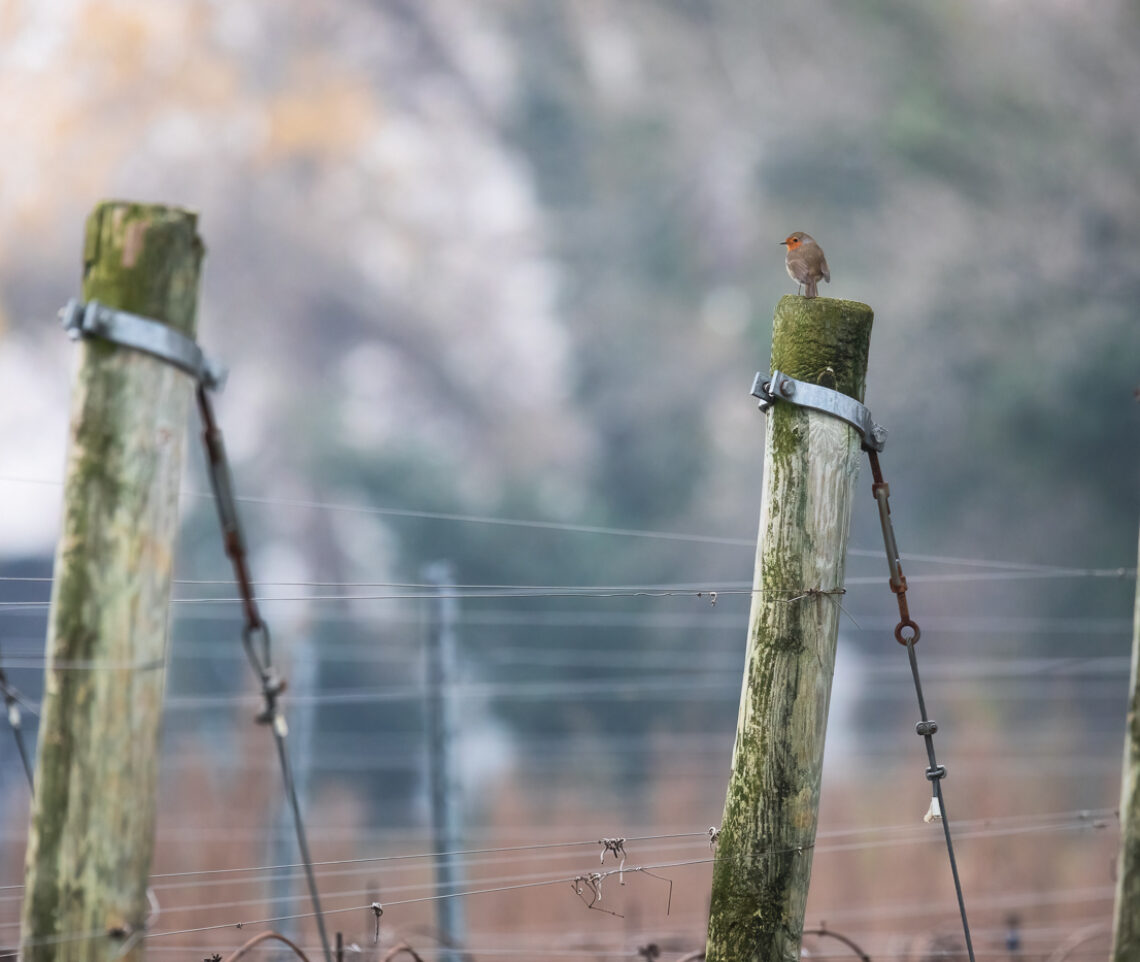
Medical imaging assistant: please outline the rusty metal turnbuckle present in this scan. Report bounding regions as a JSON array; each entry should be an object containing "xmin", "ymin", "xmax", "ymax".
[
  {"xmin": 194, "ymin": 384, "xmax": 332, "ymax": 962},
  {"xmin": 865, "ymin": 447, "xmax": 974, "ymax": 962},
  {"xmin": 867, "ymin": 449, "xmax": 921, "ymax": 645}
]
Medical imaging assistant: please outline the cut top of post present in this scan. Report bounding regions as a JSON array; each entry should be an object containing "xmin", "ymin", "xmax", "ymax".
[
  {"xmin": 82, "ymin": 200, "xmax": 204, "ymax": 338},
  {"xmin": 771, "ymin": 295, "xmax": 874, "ymax": 403}
]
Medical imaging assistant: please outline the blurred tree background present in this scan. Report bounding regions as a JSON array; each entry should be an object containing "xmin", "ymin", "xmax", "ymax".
[{"xmin": 0, "ymin": 0, "xmax": 1138, "ymax": 953}]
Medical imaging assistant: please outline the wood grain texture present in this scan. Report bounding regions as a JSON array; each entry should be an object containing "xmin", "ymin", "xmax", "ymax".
[
  {"xmin": 21, "ymin": 201, "xmax": 203, "ymax": 962},
  {"xmin": 1111, "ymin": 527, "xmax": 1140, "ymax": 962},
  {"xmin": 706, "ymin": 295, "xmax": 873, "ymax": 962}
]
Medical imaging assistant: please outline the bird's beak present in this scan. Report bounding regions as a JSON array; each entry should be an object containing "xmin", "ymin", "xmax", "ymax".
[{"xmin": 778, "ymin": 241, "xmax": 787, "ymax": 246}]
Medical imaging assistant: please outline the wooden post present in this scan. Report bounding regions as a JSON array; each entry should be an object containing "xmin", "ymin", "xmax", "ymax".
[
  {"xmin": 423, "ymin": 562, "xmax": 467, "ymax": 962},
  {"xmin": 705, "ymin": 295, "xmax": 874, "ymax": 962},
  {"xmin": 1111, "ymin": 525, "xmax": 1140, "ymax": 962},
  {"xmin": 20, "ymin": 201, "xmax": 203, "ymax": 962}
]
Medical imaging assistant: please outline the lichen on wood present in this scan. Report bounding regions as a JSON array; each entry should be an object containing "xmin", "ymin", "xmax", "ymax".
[
  {"xmin": 1111, "ymin": 527, "xmax": 1140, "ymax": 962},
  {"xmin": 706, "ymin": 295, "xmax": 873, "ymax": 962},
  {"xmin": 21, "ymin": 201, "xmax": 203, "ymax": 962}
]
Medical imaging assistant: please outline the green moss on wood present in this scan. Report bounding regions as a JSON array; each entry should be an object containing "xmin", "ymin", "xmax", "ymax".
[
  {"xmin": 21, "ymin": 201, "xmax": 203, "ymax": 962},
  {"xmin": 771, "ymin": 295, "xmax": 874, "ymax": 402},
  {"xmin": 82, "ymin": 201, "xmax": 203, "ymax": 335},
  {"xmin": 1111, "ymin": 528, "xmax": 1140, "ymax": 962},
  {"xmin": 706, "ymin": 295, "xmax": 872, "ymax": 962}
]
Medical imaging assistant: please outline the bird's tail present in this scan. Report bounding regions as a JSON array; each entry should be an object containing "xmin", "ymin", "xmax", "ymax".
[{"xmin": 805, "ymin": 278, "xmax": 818, "ymax": 298}]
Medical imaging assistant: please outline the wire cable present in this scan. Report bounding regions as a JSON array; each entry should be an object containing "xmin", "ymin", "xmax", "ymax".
[
  {"xmin": 0, "ymin": 473, "xmax": 1132, "ymax": 576},
  {"xmin": 194, "ymin": 384, "xmax": 333, "ymax": 962},
  {"xmin": 0, "ymin": 807, "xmax": 1112, "ymax": 904},
  {"xmin": 865, "ymin": 448, "xmax": 975, "ymax": 962},
  {"xmin": 0, "ymin": 561, "xmax": 1131, "ymax": 613}
]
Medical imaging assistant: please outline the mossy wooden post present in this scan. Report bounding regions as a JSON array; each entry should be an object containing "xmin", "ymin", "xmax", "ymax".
[
  {"xmin": 20, "ymin": 202, "xmax": 203, "ymax": 962},
  {"xmin": 706, "ymin": 295, "xmax": 873, "ymax": 962},
  {"xmin": 1111, "ymin": 527, "xmax": 1140, "ymax": 962}
]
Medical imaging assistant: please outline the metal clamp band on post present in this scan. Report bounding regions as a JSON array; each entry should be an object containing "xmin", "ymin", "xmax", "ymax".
[
  {"xmin": 59, "ymin": 298, "xmax": 227, "ymax": 390},
  {"xmin": 752, "ymin": 370, "xmax": 887, "ymax": 452}
]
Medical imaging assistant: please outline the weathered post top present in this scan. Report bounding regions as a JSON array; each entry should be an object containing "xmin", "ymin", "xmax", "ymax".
[
  {"xmin": 770, "ymin": 295, "xmax": 874, "ymax": 399},
  {"xmin": 82, "ymin": 200, "xmax": 203, "ymax": 328}
]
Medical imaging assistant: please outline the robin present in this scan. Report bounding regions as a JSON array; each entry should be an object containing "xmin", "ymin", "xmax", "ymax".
[{"xmin": 780, "ymin": 232, "xmax": 830, "ymax": 298}]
